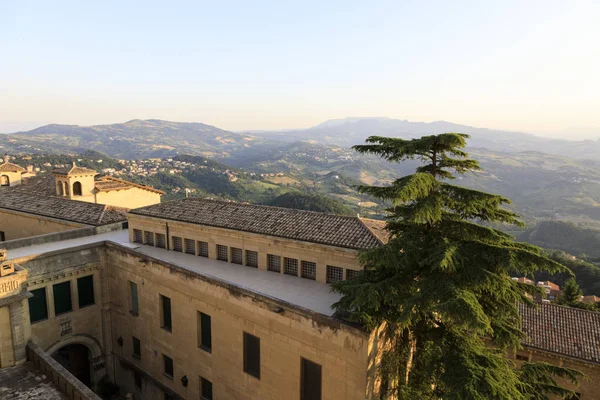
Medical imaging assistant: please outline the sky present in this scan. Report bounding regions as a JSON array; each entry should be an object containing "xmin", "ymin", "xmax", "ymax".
[{"xmin": 1, "ymin": 0, "xmax": 599, "ymax": 138}]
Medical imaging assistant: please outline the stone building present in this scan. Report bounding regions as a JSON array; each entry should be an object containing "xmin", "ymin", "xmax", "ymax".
[
  {"xmin": 0, "ymin": 155, "xmax": 27, "ymax": 187},
  {"xmin": 0, "ymin": 195, "xmax": 599, "ymax": 399}
]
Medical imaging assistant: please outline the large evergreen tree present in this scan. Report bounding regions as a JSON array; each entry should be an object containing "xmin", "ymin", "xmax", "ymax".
[{"xmin": 332, "ymin": 133, "xmax": 582, "ymax": 399}]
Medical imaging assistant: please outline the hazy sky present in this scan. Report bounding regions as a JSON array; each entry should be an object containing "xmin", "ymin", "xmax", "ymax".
[{"xmin": 1, "ymin": 0, "xmax": 599, "ymax": 137}]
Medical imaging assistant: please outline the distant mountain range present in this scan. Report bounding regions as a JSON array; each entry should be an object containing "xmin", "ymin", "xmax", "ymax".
[{"xmin": 1, "ymin": 117, "xmax": 599, "ymax": 159}]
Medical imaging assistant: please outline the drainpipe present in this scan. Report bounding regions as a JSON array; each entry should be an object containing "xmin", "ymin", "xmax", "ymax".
[{"xmin": 165, "ymin": 222, "xmax": 170, "ymax": 250}]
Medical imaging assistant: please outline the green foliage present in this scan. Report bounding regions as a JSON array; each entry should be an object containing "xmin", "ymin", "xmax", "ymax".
[
  {"xmin": 332, "ymin": 133, "xmax": 579, "ymax": 399},
  {"xmin": 267, "ymin": 192, "xmax": 353, "ymax": 215},
  {"xmin": 535, "ymin": 251, "xmax": 600, "ymax": 297},
  {"xmin": 522, "ymin": 221, "xmax": 600, "ymax": 258},
  {"xmin": 558, "ymin": 278, "xmax": 584, "ymax": 307}
]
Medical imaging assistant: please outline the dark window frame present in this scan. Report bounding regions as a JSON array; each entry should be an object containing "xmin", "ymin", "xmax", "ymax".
[
  {"xmin": 53, "ymin": 281, "xmax": 73, "ymax": 316},
  {"xmin": 243, "ymin": 332, "xmax": 260, "ymax": 379},
  {"xmin": 198, "ymin": 312, "xmax": 212, "ymax": 353},
  {"xmin": 301, "ymin": 357, "xmax": 322, "ymax": 400},
  {"xmin": 28, "ymin": 287, "xmax": 48, "ymax": 324},
  {"xmin": 132, "ymin": 336, "xmax": 141, "ymax": 360},
  {"xmin": 198, "ymin": 241, "xmax": 209, "ymax": 257},
  {"xmin": 163, "ymin": 354, "xmax": 174, "ymax": 379},
  {"xmin": 130, "ymin": 281, "xmax": 139, "ymax": 316},
  {"xmin": 200, "ymin": 376, "xmax": 213, "ymax": 400},
  {"xmin": 160, "ymin": 294, "xmax": 172, "ymax": 332},
  {"xmin": 77, "ymin": 275, "xmax": 95, "ymax": 308},
  {"xmin": 231, "ymin": 247, "xmax": 243, "ymax": 265}
]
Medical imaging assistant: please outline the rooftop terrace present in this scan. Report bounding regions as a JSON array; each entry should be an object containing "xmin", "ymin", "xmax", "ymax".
[{"xmin": 7, "ymin": 229, "xmax": 341, "ymax": 317}]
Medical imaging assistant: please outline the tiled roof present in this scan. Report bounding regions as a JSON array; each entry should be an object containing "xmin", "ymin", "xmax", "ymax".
[
  {"xmin": 5, "ymin": 174, "xmax": 58, "ymax": 197},
  {"xmin": 360, "ymin": 218, "xmax": 390, "ymax": 244},
  {"xmin": 52, "ymin": 163, "xmax": 97, "ymax": 176},
  {"xmin": 0, "ymin": 161, "xmax": 26, "ymax": 173},
  {"xmin": 0, "ymin": 191, "xmax": 127, "ymax": 226},
  {"xmin": 519, "ymin": 302, "xmax": 600, "ymax": 364},
  {"xmin": 130, "ymin": 198, "xmax": 384, "ymax": 250},
  {"xmin": 94, "ymin": 176, "xmax": 165, "ymax": 194}
]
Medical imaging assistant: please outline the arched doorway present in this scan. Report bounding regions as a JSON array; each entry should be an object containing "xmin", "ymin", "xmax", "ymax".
[
  {"xmin": 57, "ymin": 181, "xmax": 64, "ymax": 196},
  {"xmin": 73, "ymin": 181, "xmax": 82, "ymax": 196},
  {"xmin": 0, "ymin": 175, "xmax": 9, "ymax": 186},
  {"xmin": 51, "ymin": 343, "xmax": 92, "ymax": 388}
]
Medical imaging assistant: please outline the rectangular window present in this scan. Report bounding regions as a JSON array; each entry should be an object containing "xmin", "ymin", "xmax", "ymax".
[
  {"xmin": 132, "ymin": 336, "xmax": 141, "ymax": 360},
  {"xmin": 230, "ymin": 247, "xmax": 243, "ymax": 264},
  {"xmin": 0, "ymin": 231, "xmax": 5, "ymax": 241},
  {"xmin": 198, "ymin": 241, "xmax": 209, "ymax": 257},
  {"xmin": 28, "ymin": 287, "xmax": 48, "ymax": 324},
  {"xmin": 133, "ymin": 229, "xmax": 143, "ymax": 244},
  {"xmin": 53, "ymin": 281, "xmax": 72, "ymax": 315},
  {"xmin": 245, "ymin": 250, "xmax": 258, "ymax": 268},
  {"xmin": 163, "ymin": 354, "xmax": 174, "ymax": 378},
  {"xmin": 284, "ymin": 258, "xmax": 298, "ymax": 276},
  {"xmin": 160, "ymin": 294, "xmax": 172, "ymax": 332},
  {"xmin": 216, "ymin": 245, "xmax": 228, "ymax": 261},
  {"xmin": 130, "ymin": 281, "xmax": 139, "ymax": 315},
  {"xmin": 198, "ymin": 312, "xmax": 212, "ymax": 352},
  {"xmin": 156, "ymin": 233, "xmax": 166, "ymax": 249},
  {"xmin": 144, "ymin": 231, "xmax": 154, "ymax": 246},
  {"xmin": 267, "ymin": 254, "xmax": 281, "ymax": 273},
  {"xmin": 301, "ymin": 261, "xmax": 317, "ymax": 280},
  {"xmin": 77, "ymin": 275, "xmax": 95, "ymax": 308},
  {"xmin": 200, "ymin": 377, "xmax": 213, "ymax": 400},
  {"xmin": 516, "ymin": 354, "xmax": 529, "ymax": 361},
  {"xmin": 184, "ymin": 238, "xmax": 195, "ymax": 255},
  {"xmin": 243, "ymin": 332, "xmax": 260, "ymax": 379},
  {"xmin": 326, "ymin": 266, "xmax": 343, "ymax": 283},
  {"xmin": 133, "ymin": 370, "xmax": 142, "ymax": 389},
  {"xmin": 346, "ymin": 269, "xmax": 359, "ymax": 280},
  {"xmin": 172, "ymin": 236, "xmax": 183, "ymax": 252},
  {"xmin": 301, "ymin": 358, "xmax": 322, "ymax": 400}
]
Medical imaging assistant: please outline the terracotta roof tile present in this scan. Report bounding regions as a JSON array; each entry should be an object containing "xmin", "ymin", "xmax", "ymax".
[
  {"xmin": 0, "ymin": 161, "xmax": 26, "ymax": 173},
  {"xmin": 360, "ymin": 218, "xmax": 390, "ymax": 244},
  {"xmin": 0, "ymin": 191, "xmax": 127, "ymax": 226},
  {"xmin": 519, "ymin": 302, "xmax": 600, "ymax": 364},
  {"xmin": 94, "ymin": 176, "xmax": 165, "ymax": 194},
  {"xmin": 52, "ymin": 163, "xmax": 97, "ymax": 176},
  {"xmin": 130, "ymin": 198, "xmax": 382, "ymax": 250}
]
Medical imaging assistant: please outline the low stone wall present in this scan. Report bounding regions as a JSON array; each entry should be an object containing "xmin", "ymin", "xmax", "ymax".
[
  {"xmin": 26, "ymin": 342, "xmax": 102, "ymax": 400},
  {"xmin": 1, "ymin": 227, "xmax": 96, "ymax": 250}
]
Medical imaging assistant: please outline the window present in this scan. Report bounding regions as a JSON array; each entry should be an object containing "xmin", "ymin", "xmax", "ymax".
[
  {"xmin": 200, "ymin": 377, "xmax": 213, "ymax": 400},
  {"xmin": 133, "ymin": 229, "xmax": 143, "ymax": 244},
  {"xmin": 243, "ymin": 332, "xmax": 260, "ymax": 379},
  {"xmin": 301, "ymin": 261, "xmax": 317, "ymax": 280},
  {"xmin": 160, "ymin": 295, "xmax": 172, "ymax": 332},
  {"xmin": 326, "ymin": 266, "xmax": 343, "ymax": 283},
  {"xmin": 133, "ymin": 370, "xmax": 142, "ymax": 389},
  {"xmin": 164, "ymin": 393, "xmax": 174, "ymax": 400},
  {"xmin": 0, "ymin": 175, "xmax": 9, "ymax": 186},
  {"xmin": 132, "ymin": 336, "xmax": 141, "ymax": 360},
  {"xmin": 156, "ymin": 233, "xmax": 166, "ymax": 249},
  {"xmin": 0, "ymin": 231, "xmax": 5, "ymax": 242},
  {"xmin": 72, "ymin": 181, "xmax": 82, "ymax": 196},
  {"xmin": 130, "ymin": 281, "xmax": 139, "ymax": 315},
  {"xmin": 245, "ymin": 250, "xmax": 258, "ymax": 268},
  {"xmin": 172, "ymin": 236, "xmax": 183, "ymax": 252},
  {"xmin": 185, "ymin": 238, "xmax": 195, "ymax": 255},
  {"xmin": 231, "ymin": 247, "xmax": 243, "ymax": 265},
  {"xmin": 28, "ymin": 288, "xmax": 48, "ymax": 323},
  {"xmin": 267, "ymin": 254, "xmax": 281, "ymax": 273},
  {"xmin": 301, "ymin": 358, "xmax": 322, "ymax": 400},
  {"xmin": 216, "ymin": 245, "xmax": 228, "ymax": 261},
  {"xmin": 516, "ymin": 353, "xmax": 529, "ymax": 361},
  {"xmin": 346, "ymin": 269, "xmax": 359, "ymax": 280},
  {"xmin": 284, "ymin": 258, "xmax": 298, "ymax": 276},
  {"xmin": 198, "ymin": 241, "xmax": 209, "ymax": 257},
  {"xmin": 53, "ymin": 281, "xmax": 72, "ymax": 315},
  {"xmin": 77, "ymin": 275, "xmax": 95, "ymax": 308},
  {"xmin": 198, "ymin": 312, "xmax": 212, "ymax": 352},
  {"xmin": 144, "ymin": 231, "xmax": 154, "ymax": 246},
  {"xmin": 163, "ymin": 354, "xmax": 174, "ymax": 378}
]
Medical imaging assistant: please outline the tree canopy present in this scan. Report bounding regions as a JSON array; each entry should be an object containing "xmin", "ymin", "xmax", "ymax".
[{"xmin": 332, "ymin": 133, "xmax": 582, "ymax": 399}]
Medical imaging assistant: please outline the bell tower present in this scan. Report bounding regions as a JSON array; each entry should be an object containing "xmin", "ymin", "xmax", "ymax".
[{"xmin": 52, "ymin": 162, "xmax": 98, "ymax": 203}]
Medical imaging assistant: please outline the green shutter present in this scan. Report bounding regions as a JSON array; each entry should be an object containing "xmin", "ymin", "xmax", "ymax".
[
  {"xmin": 77, "ymin": 275, "xmax": 95, "ymax": 308},
  {"xmin": 53, "ymin": 281, "xmax": 72, "ymax": 315},
  {"xmin": 28, "ymin": 288, "xmax": 48, "ymax": 323}
]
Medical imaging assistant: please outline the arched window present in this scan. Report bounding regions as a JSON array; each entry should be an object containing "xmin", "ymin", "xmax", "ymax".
[
  {"xmin": 73, "ymin": 181, "xmax": 83, "ymax": 196},
  {"xmin": 57, "ymin": 182, "xmax": 64, "ymax": 196},
  {"xmin": 64, "ymin": 181, "xmax": 69, "ymax": 196},
  {"xmin": 0, "ymin": 175, "xmax": 9, "ymax": 186}
]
